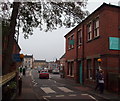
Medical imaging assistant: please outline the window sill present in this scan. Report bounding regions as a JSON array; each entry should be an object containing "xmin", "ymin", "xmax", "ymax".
[
  {"xmin": 93, "ymin": 35, "xmax": 100, "ymax": 40},
  {"xmin": 67, "ymin": 47, "xmax": 74, "ymax": 51},
  {"xmin": 78, "ymin": 43, "xmax": 82, "ymax": 47},
  {"xmin": 86, "ymin": 36, "xmax": 100, "ymax": 43}
]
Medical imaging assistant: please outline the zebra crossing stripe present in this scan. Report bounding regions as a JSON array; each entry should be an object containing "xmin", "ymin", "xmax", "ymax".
[
  {"xmin": 58, "ymin": 87, "xmax": 74, "ymax": 93},
  {"xmin": 41, "ymin": 87, "xmax": 56, "ymax": 94},
  {"xmin": 56, "ymin": 95, "xmax": 64, "ymax": 97}
]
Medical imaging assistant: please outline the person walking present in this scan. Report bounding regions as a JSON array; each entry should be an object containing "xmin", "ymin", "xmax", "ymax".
[
  {"xmin": 95, "ymin": 69, "xmax": 100, "ymax": 91},
  {"xmin": 98, "ymin": 69, "xmax": 104, "ymax": 94}
]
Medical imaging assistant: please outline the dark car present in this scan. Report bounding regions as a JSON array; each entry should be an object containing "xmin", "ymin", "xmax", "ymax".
[{"xmin": 39, "ymin": 70, "xmax": 49, "ymax": 79}]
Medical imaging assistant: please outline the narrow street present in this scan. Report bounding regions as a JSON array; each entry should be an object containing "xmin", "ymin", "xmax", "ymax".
[{"xmin": 16, "ymin": 68, "xmax": 105, "ymax": 101}]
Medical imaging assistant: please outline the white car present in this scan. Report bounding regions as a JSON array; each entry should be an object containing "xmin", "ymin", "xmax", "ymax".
[{"xmin": 52, "ymin": 69, "xmax": 59, "ymax": 74}]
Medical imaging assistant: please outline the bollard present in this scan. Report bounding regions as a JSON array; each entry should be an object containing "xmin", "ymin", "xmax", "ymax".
[{"xmin": 18, "ymin": 76, "xmax": 22, "ymax": 96}]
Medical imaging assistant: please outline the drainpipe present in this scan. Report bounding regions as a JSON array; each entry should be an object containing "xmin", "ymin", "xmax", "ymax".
[{"xmin": 82, "ymin": 25, "xmax": 85, "ymax": 85}]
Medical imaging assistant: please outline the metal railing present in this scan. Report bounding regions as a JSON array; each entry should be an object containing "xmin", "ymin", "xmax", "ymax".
[{"xmin": 0, "ymin": 71, "xmax": 16, "ymax": 87}]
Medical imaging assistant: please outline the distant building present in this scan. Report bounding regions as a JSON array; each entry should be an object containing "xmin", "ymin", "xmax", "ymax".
[
  {"xmin": 23, "ymin": 55, "xmax": 33, "ymax": 68},
  {"xmin": 64, "ymin": 3, "xmax": 120, "ymax": 93},
  {"xmin": 34, "ymin": 60, "xmax": 47, "ymax": 68},
  {"xmin": 59, "ymin": 54, "xmax": 66, "ymax": 70}
]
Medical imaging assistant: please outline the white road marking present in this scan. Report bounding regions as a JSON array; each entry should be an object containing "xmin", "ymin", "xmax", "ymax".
[
  {"xmin": 88, "ymin": 95, "xmax": 98, "ymax": 101},
  {"xmin": 43, "ymin": 96, "xmax": 51, "ymax": 98},
  {"xmin": 41, "ymin": 87, "xmax": 56, "ymax": 94},
  {"xmin": 69, "ymin": 94, "xmax": 76, "ymax": 96},
  {"xmin": 81, "ymin": 94, "xmax": 98, "ymax": 101},
  {"xmin": 56, "ymin": 95, "xmax": 64, "ymax": 97},
  {"xmin": 58, "ymin": 87, "xmax": 74, "ymax": 93},
  {"xmin": 33, "ymin": 83, "xmax": 37, "ymax": 87},
  {"xmin": 43, "ymin": 97, "xmax": 50, "ymax": 101}
]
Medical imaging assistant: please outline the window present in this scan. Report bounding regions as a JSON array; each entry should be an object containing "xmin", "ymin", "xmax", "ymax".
[
  {"xmin": 68, "ymin": 34, "xmax": 74, "ymax": 50},
  {"xmin": 94, "ymin": 18, "xmax": 99, "ymax": 37},
  {"xmin": 78, "ymin": 29, "xmax": 82, "ymax": 45},
  {"xmin": 87, "ymin": 23, "xmax": 92, "ymax": 41},
  {"xmin": 87, "ymin": 59, "xmax": 92, "ymax": 79},
  {"xmin": 68, "ymin": 37, "xmax": 70, "ymax": 49},
  {"xmin": 71, "ymin": 35, "xmax": 74, "ymax": 48},
  {"xmin": 67, "ymin": 62, "xmax": 74, "ymax": 77},
  {"xmin": 93, "ymin": 58, "xmax": 99, "ymax": 80}
]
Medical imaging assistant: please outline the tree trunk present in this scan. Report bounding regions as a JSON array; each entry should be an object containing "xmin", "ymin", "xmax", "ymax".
[{"xmin": 3, "ymin": 2, "xmax": 20, "ymax": 75}]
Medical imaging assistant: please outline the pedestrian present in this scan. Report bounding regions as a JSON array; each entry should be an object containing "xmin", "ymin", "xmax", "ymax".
[
  {"xmin": 18, "ymin": 76, "xmax": 22, "ymax": 95},
  {"xmin": 23, "ymin": 67, "xmax": 26, "ymax": 76},
  {"xmin": 95, "ymin": 69, "xmax": 100, "ymax": 91},
  {"xmin": 19, "ymin": 67, "xmax": 23, "ymax": 76},
  {"xmin": 98, "ymin": 69, "xmax": 104, "ymax": 94}
]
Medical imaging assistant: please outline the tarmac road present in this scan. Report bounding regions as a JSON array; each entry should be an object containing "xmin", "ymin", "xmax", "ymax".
[{"xmin": 29, "ymin": 69, "xmax": 104, "ymax": 101}]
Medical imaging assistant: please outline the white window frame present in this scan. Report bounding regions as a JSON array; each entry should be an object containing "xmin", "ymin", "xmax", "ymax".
[
  {"xmin": 71, "ymin": 35, "xmax": 74, "ymax": 48},
  {"xmin": 78, "ymin": 29, "xmax": 82, "ymax": 45},
  {"xmin": 94, "ymin": 18, "xmax": 99, "ymax": 37},
  {"xmin": 87, "ymin": 23, "xmax": 92, "ymax": 41}
]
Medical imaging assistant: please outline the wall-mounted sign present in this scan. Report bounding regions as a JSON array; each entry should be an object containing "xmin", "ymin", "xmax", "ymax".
[
  {"xmin": 69, "ymin": 40, "xmax": 74, "ymax": 45},
  {"xmin": 12, "ymin": 54, "xmax": 24, "ymax": 62},
  {"xmin": 109, "ymin": 37, "xmax": 120, "ymax": 50}
]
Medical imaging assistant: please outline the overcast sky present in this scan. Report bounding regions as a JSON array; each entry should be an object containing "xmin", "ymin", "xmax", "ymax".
[{"xmin": 18, "ymin": 0, "xmax": 120, "ymax": 62}]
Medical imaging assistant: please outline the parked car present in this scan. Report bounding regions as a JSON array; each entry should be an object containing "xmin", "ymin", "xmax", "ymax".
[
  {"xmin": 39, "ymin": 70, "xmax": 49, "ymax": 79},
  {"xmin": 52, "ymin": 69, "xmax": 59, "ymax": 74}
]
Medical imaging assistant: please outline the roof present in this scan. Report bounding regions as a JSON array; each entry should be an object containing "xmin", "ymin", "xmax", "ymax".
[
  {"xmin": 34, "ymin": 60, "xmax": 46, "ymax": 62},
  {"xmin": 64, "ymin": 3, "xmax": 120, "ymax": 38},
  {"xmin": 24, "ymin": 55, "xmax": 33, "ymax": 58},
  {"xmin": 60, "ymin": 53, "xmax": 66, "ymax": 59}
]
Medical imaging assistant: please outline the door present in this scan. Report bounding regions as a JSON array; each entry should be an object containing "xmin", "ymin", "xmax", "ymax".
[{"xmin": 79, "ymin": 62, "xmax": 82, "ymax": 84}]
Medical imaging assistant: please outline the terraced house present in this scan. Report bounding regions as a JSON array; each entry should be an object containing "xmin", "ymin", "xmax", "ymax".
[{"xmin": 64, "ymin": 3, "xmax": 120, "ymax": 93}]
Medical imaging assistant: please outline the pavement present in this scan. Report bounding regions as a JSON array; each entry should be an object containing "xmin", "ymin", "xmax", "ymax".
[
  {"xmin": 62, "ymin": 77, "xmax": 120, "ymax": 101},
  {"xmin": 14, "ymin": 74, "xmax": 120, "ymax": 101},
  {"xmin": 15, "ymin": 75, "xmax": 43, "ymax": 100}
]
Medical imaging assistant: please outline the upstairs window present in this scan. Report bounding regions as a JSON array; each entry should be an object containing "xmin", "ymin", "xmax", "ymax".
[
  {"xmin": 87, "ymin": 23, "xmax": 92, "ymax": 41},
  {"xmin": 94, "ymin": 18, "xmax": 99, "ymax": 37},
  {"xmin": 68, "ymin": 34, "xmax": 74, "ymax": 50},
  {"xmin": 78, "ymin": 29, "xmax": 82, "ymax": 45},
  {"xmin": 68, "ymin": 37, "xmax": 70, "ymax": 49},
  {"xmin": 71, "ymin": 35, "xmax": 74, "ymax": 48}
]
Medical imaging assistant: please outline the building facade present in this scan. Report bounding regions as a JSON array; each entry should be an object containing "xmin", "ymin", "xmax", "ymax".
[
  {"xmin": 65, "ymin": 3, "xmax": 120, "ymax": 93},
  {"xmin": 34, "ymin": 60, "xmax": 47, "ymax": 69},
  {"xmin": 23, "ymin": 55, "xmax": 33, "ymax": 68}
]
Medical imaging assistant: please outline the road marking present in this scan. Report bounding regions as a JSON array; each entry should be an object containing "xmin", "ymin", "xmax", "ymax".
[
  {"xmin": 58, "ymin": 87, "xmax": 74, "ymax": 93},
  {"xmin": 81, "ymin": 94, "xmax": 98, "ymax": 101},
  {"xmin": 43, "ymin": 96, "xmax": 51, "ymax": 98},
  {"xmin": 88, "ymin": 95, "xmax": 98, "ymax": 101},
  {"xmin": 69, "ymin": 94, "xmax": 76, "ymax": 96},
  {"xmin": 33, "ymin": 83, "xmax": 37, "ymax": 87},
  {"xmin": 41, "ymin": 87, "xmax": 56, "ymax": 94},
  {"xmin": 56, "ymin": 95, "xmax": 64, "ymax": 97},
  {"xmin": 43, "ymin": 97, "xmax": 50, "ymax": 101}
]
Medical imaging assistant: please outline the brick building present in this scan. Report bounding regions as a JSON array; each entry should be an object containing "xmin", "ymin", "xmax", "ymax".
[
  {"xmin": 34, "ymin": 60, "xmax": 47, "ymax": 68},
  {"xmin": 64, "ymin": 3, "xmax": 120, "ymax": 93}
]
